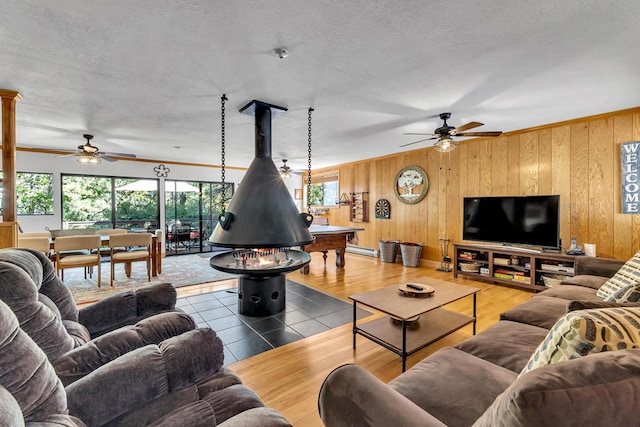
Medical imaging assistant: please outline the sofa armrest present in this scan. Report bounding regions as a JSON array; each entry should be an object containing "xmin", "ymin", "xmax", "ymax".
[
  {"xmin": 573, "ymin": 256, "xmax": 624, "ymax": 278},
  {"xmin": 66, "ymin": 328, "xmax": 224, "ymax": 426},
  {"xmin": 54, "ymin": 312, "xmax": 196, "ymax": 385},
  {"xmin": 318, "ymin": 364, "xmax": 447, "ymax": 427},
  {"xmin": 78, "ymin": 282, "xmax": 177, "ymax": 337}
]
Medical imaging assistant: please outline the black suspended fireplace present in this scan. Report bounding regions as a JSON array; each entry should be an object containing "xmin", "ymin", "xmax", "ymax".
[{"xmin": 209, "ymin": 100, "xmax": 314, "ymax": 316}]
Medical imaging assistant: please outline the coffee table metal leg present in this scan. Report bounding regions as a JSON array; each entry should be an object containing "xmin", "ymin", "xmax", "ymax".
[
  {"xmin": 473, "ymin": 293, "xmax": 477, "ymax": 335},
  {"xmin": 353, "ymin": 301, "xmax": 357, "ymax": 349},
  {"xmin": 402, "ymin": 319, "xmax": 407, "ymax": 372}
]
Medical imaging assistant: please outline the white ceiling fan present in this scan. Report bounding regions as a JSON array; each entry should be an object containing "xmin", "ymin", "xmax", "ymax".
[{"xmin": 58, "ymin": 134, "xmax": 137, "ymax": 164}]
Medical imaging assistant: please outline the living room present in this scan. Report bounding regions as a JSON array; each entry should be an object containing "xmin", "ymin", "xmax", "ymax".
[{"xmin": 2, "ymin": 1, "xmax": 640, "ymax": 426}]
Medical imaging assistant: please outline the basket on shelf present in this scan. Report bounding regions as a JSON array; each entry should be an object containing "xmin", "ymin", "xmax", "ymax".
[{"xmin": 460, "ymin": 262, "xmax": 482, "ymax": 273}]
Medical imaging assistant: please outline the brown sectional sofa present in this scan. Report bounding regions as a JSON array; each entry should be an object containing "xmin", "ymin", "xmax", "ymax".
[
  {"xmin": 0, "ymin": 248, "xmax": 291, "ymax": 426},
  {"xmin": 319, "ymin": 256, "xmax": 640, "ymax": 426}
]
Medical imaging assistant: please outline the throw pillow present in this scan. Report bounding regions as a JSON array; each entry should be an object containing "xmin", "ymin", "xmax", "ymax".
[
  {"xmin": 605, "ymin": 283, "xmax": 640, "ymax": 303},
  {"xmin": 596, "ymin": 250, "xmax": 640, "ymax": 299},
  {"xmin": 520, "ymin": 307, "xmax": 640, "ymax": 375}
]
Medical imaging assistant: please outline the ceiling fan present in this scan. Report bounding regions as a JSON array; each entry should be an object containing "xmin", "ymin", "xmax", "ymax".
[
  {"xmin": 402, "ymin": 112, "xmax": 502, "ymax": 152},
  {"xmin": 59, "ymin": 134, "xmax": 137, "ymax": 164}
]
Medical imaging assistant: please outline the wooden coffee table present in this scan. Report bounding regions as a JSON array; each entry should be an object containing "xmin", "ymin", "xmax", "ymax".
[{"xmin": 350, "ymin": 279, "xmax": 479, "ymax": 371}]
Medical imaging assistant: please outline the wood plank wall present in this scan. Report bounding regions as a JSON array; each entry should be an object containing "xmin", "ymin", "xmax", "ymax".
[{"xmin": 317, "ymin": 108, "xmax": 640, "ymax": 262}]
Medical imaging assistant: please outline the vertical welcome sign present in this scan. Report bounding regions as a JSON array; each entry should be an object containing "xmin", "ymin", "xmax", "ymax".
[{"xmin": 621, "ymin": 141, "xmax": 640, "ymax": 214}]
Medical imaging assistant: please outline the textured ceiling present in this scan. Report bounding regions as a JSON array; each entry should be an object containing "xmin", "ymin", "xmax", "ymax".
[{"xmin": 2, "ymin": 0, "xmax": 639, "ymax": 170}]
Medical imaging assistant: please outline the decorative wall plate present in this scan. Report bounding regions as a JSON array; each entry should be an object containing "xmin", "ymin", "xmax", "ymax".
[
  {"xmin": 375, "ymin": 198, "xmax": 391, "ymax": 219},
  {"xmin": 394, "ymin": 165, "xmax": 428, "ymax": 204}
]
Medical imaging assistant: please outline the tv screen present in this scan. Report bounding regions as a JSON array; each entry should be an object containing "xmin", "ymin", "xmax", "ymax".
[{"xmin": 463, "ymin": 195, "xmax": 560, "ymax": 249}]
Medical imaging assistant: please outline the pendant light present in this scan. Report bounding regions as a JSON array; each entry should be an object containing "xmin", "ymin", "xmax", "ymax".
[{"xmin": 279, "ymin": 159, "xmax": 292, "ymax": 179}]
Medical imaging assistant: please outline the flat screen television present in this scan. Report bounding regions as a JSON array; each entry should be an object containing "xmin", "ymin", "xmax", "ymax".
[{"xmin": 463, "ymin": 195, "xmax": 560, "ymax": 249}]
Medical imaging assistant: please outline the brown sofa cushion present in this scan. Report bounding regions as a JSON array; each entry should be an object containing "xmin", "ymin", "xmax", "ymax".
[
  {"xmin": 390, "ymin": 347, "xmax": 516, "ymax": 427},
  {"xmin": 537, "ymin": 283, "xmax": 600, "ymax": 300},
  {"xmin": 560, "ymin": 274, "xmax": 609, "ymax": 290},
  {"xmin": 455, "ymin": 320, "xmax": 549, "ymax": 372},
  {"xmin": 474, "ymin": 349, "xmax": 640, "ymax": 427},
  {"xmin": 499, "ymin": 295, "xmax": 569, "ymax": 329}
]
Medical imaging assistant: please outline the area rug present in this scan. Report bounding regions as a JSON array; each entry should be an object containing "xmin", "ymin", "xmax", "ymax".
[
  {"xmin": 64, "ymin": 254, "xmax": 237, "ymax": 304},
  {"xmin": 177, "ymin": 280, "xmax": 372, "ymax": 365}
]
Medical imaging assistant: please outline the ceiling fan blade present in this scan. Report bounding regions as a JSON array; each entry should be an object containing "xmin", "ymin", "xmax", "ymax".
[
  {"xmin": 56, "ymin": 152, "xmax": 79, "ymax": 158},
  {"xmin": 101, "ymin": 152, "xmax": 137, "ymax": 158},
  {"xmin": 451, "ymin": 121, "xmax": 483, "ymax": 134},
  {"xmin": 400, "ymin": 136, "xmax": 437, "ymax": 147},
  {"xmin": 455, "ymin": 131, "xmax": 503, "ymax": 137},
  {"xmin": 100, "ymin": 155, "xmax": 118, "ymax": 162},
  {"xmin": 403, "ymin": 132, "xmax": 436, "ymax": 136}
]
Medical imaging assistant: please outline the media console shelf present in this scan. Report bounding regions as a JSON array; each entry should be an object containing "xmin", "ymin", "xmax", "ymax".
[{"xmin": 453, "ymin": 243, "xmax": 577, "ymax": 292}]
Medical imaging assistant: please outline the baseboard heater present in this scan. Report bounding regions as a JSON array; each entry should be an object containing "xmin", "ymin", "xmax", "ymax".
[{"xmin": 346, "ymin": 245, "xmax": 379, "ymax": 258}]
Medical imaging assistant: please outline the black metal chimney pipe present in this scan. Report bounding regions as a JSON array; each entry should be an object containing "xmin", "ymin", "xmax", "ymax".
[{"xmin": 208, "ymin": 100, "xmax": 314, "ymax": 248}]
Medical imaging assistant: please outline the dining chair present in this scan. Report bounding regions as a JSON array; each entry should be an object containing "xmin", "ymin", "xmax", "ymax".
[
  {"xmin": 17, "ymin": 236, "xmax": 51, "ymax": 254},
  {"xmin": 109, "ymin": 233, "xmax": 152, "ymax": 286},
  {"xmin": 54, "ymin": 235, "xmax": 102, "ymax": 285},
  {"xmin": 95, "ymin": 228, "xmax": 128, "ymax": 256}
]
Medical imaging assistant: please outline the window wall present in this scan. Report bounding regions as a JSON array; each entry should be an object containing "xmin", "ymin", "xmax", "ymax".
[
  {"xmin": 61, "ymin": 175, "xmax": 159, "ymax": 230},
  {"xmin": 165, "ymin": 180, "xmax": 233, "ymax": 255}
]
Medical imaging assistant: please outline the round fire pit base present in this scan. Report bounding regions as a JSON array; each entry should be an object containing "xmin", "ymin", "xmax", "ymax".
[{"xmin": 238, "ymin": 274, "xmax": 286, "ymax": 316}]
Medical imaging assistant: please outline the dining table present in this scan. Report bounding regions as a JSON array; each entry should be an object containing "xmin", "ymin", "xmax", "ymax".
[{"xmin": 50, "ymin": 234, "xmax": 162, "ymax": 277}]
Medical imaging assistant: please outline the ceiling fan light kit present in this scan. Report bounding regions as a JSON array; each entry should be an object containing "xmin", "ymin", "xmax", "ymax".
[
  {"xmin": 434, "ymin": 136, "xmax": 457, "ymax": 153},
  {"xmin": 279, "ymin": 159, "xmax": 292, "ymax": 179},
  {"xmin": 76, "ymin": 155, "xmax": 101, "ymax": 165}
]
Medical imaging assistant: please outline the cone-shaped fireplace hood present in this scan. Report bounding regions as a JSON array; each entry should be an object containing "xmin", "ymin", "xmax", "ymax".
[{"xmin": 208, "ymin": 100, "xmax": 314, "ymax": 248}]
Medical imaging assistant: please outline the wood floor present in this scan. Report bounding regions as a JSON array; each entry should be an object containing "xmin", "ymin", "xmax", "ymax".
[{"xmin": 177, "ymin": 252, "xmax": 534, "ymax": 427}]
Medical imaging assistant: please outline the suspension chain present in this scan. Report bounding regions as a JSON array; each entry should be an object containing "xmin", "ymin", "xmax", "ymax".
[
  {"xmin": 220, "ymin": 94, "xmax": 227, "ymax": 210},
  {"xmin": 307, "ymin": 107, "xmax": 314, "ymax": 213}
]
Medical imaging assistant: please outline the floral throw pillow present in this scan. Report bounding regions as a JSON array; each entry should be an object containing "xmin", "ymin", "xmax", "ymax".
[
  {"xmin": 596, "ymin": 250, "xmax": 640, "ymax": 299},
  {"xmin": 520, "ymin": 307, "xmax": 640, "ymax": 375}
]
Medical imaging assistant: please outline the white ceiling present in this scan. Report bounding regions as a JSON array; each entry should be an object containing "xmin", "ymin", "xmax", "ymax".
[{"xmin": 2, "ymin": 1, "xmax": 640, "ymax": 171}]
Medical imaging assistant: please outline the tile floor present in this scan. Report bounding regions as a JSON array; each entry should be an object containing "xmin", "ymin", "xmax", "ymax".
[{"xmin": 176, "ymin": 280, "xmax": 371, "ymax": 365}]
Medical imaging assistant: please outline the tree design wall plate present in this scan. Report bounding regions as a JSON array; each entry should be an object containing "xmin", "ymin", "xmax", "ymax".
[
  {"xmin": 394, "ymin": 165, "xmax": 428, "ymax": 205},
  {"xmin": 375, "ymin": 198, "xmax": 391, "ymax": 219}
]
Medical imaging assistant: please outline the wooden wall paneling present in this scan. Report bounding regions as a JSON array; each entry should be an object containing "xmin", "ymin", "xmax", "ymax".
[
  {"xmin": 315, "ymin": 108, "xmax": 640, "ymax": 263},
  {"xmin": 426, "ymin": 150, "xmax": 440, "ymax": 260},
  {"xmin": 507, "ymin": 134, "xmax": 520, "ymax": 194},
  {"xmin": 537, "ymin": 128, "xmax": 552, "ymax": 195},
  {"xmin": 478, "ymin": 139, "xmax": 492, "ymax": 196},
  {"xmin": 409, "ymin": 151, "xmax": 424, "ymax": 250},
  {"xmin": 551, "ymin": 125, "xmax": 572, "ymax": 250},
  {"xmin": 519, "ymin": 131, "xmax": 539, "ymax": 195},
  {"xmin": 587, "ymin": 118, "xmax": 614, "ymax": 258},
  {"xmin": 457, "ymin": 145, "xmax": 469, "ymax": 242},
  {"xmin": 466, "ymin": 142, "xmax": 481, "ymax": 196},
  {"xmin": 491, "ymin": 136, "xmax": 509, "ymax": 195},
  {"xmin": 447, "ymin": 148, "xmax": 462, "ymax": 253},
  {"xmin": 570, "ymin": 122, "xmax": 590, "ymax": 247},
  {"xmin": 382, "ymin": 157, "xmax": 393, "ymax": 241},
  {"xmin": 632, "ymin": 113, "xmax": 640, "ymax": 254},
  {"xmin": 612, "ymin": 114, "xmax": 634, "ymax": 259}
]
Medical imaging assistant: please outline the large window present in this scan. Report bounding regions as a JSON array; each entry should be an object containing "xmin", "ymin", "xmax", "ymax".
[
  {"xmin": 17, "ymin": 172, "xmax": 54, "ymax": 215},
  {"xmin": 0, "ymin": 172, "xmax": 55, "ymax": 215},
  {"xmin": 62, "ymin": 175, "xmax": 159, "ymax": 229},
  {"xmin": 306, "ymin": 172, "xmax": 339, "ymax": 207}
]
